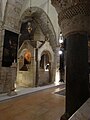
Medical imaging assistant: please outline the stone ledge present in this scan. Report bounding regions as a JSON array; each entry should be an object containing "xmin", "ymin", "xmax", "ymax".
[{"xmin": 69, "ymin": 98, "xmax": 90, "ymax": 120}]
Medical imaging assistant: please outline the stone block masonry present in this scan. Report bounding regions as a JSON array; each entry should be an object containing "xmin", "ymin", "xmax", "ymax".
[{"xmin": 0, "ymin": 63, "xmax": 17, "ymax": 94}]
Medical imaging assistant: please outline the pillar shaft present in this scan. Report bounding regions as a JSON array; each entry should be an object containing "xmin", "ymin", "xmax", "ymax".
[
  {"xmin": 66, "ymin": 33, "xmax": 89, "ymax": 117},
  {"xmin": 51, "ymin": 0, "xmax": 90, "ymax": 119}
]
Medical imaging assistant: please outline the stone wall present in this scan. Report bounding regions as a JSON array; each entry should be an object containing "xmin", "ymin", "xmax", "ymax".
[
  {"xmin": 0, "ymin": 0, "xmax": 57, "ymax": 92},
  {"xmin": 16, "ymin": 71, "xmax": 34, "ymax": 87},
  {"xmin": 0, "ymin": 27, "xmax": 5, "ymax": 67},
  {"xmin": 4, "ymin": 0, "xmax": 24, "ymax": 32},
  {"xmin": 16, "ymin": 41, "xmax": 35, "ymax": 87},
  {"xmin": 0, "ymin": 0, "xmax": 21, "ymax": 93},
  {"xmin": 39, "ymin": 69, "xmax": 49, "ymax": 86},
  {"xmin": 0, "ymin": 63, "xmax": 17, "ymax": 93}
]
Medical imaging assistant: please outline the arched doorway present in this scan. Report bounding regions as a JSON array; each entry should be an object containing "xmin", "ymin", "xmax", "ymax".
[{"xmin": 39, "ymin": 51, "xmax": 52, "ymax": 86}]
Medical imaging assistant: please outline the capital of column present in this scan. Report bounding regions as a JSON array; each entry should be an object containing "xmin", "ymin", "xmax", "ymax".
[{"xmin": 51, "ymin": 0, "xmax": 90, "ymax": 36}]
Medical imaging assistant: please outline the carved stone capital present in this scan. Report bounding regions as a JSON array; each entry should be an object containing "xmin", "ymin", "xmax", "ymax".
[
  {"xmin": 58, "ymin": 2, "xmax": 90, "ymax": 23},
  {"xmin": 51, "ymin": 0, "xmax": 90, "ymax": 36},
  {"xmin": 60, "ymin": 15, "xmax": 90, "ymax": 36},
  {"xmin": 51, "ymin": 0, "xmax": 90, "ymax": 12}
]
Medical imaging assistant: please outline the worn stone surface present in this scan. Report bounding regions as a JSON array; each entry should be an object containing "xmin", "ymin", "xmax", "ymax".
[
  {"xmin": 69, "ymin": 98, "xmax": 90, "ymax": 120},
  {"xmin": 0, "ymin": 64, "xmax": 17, "ymax": 93},
  {"xmin": 4, "ymin": 0, "xmax": 24, "ymax": 32},
  {"xmin": 0, "ymin": 86, "xmax": 65, "ymax": 120}
]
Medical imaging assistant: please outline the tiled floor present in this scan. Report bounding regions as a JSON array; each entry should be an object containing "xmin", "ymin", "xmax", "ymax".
[{"xmin": 0, "ymin": 84, "xmax": 65, "ymax": 120}]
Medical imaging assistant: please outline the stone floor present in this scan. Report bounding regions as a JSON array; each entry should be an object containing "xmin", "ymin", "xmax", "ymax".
[{"xmin": 0, "ymin": 84, "xmax": 65, "ymax": 120}]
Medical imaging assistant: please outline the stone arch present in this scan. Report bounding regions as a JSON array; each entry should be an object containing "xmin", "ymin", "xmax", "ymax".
[
  {"xmin": 41, "ymin": 50, "xmax": 52, "ymax": 61},
  {"xmin": 20, "ymin": 7, "xmax": 56, "ymax": 51},
  {"xmin": 38, "ymin": 50, "xmax": 53, "ymax": 85},
  {"xmin": 40, "ymin": 50, "xmax": 52, "ymax": 70}
]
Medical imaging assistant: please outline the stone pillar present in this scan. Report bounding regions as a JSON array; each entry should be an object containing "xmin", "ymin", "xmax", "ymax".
[
  {"xmin": 66, "ymin": 32, "xmax": 89, "ymax": 117},
  {"xmin": 51, "ymin": 0, "xmax": 90, "ymax": 119}
]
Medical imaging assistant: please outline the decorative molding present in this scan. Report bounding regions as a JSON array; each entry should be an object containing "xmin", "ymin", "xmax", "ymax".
[
  {"xmin": 51, "ymin": 0, "xmax": 90, "ymax": 12},
  {"xmin": 60, "ymin": 15, "xmax": 90, "ymax": 36},
  {"xmin": 58, "ymin": 3, "xmax": 90, "ymax": 23}
]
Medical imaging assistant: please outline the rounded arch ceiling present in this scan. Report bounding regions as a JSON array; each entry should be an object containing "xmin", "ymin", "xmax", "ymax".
[{"xmin": 20, "ymin": 7, "xmax": 57, "ymax": 51}]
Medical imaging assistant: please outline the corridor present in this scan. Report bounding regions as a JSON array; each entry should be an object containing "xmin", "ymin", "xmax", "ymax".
[{"xmin": 0, "ymin": 84, "xmax": 65, "ymax": 120}]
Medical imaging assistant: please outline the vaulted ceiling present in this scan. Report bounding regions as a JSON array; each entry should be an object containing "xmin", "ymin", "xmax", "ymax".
[{"xmin": 20, "ymin": 7, "xmax": 57, "ymax": 51}]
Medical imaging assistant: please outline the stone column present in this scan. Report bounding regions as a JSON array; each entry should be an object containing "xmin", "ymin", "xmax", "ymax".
[
  {"xmin": 66, "ymin": 32, "xmax": 89, "ymax": 117},
  {"xmin": 51, "ymin": 0, "xmax": 90, "ymax": 119}
]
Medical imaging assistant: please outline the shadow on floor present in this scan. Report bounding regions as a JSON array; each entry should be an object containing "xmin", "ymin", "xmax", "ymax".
[{"xmin": 55, "ymin": 89, "xmax": 66, "ymax": 96}]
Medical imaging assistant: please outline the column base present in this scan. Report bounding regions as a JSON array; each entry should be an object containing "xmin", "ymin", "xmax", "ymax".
[
  {"xmin": 60, "ymin": 113, "xmax": 70, "ymax": 120},
  {"xmin": 7, "ymin": 91, "xmax": 17, "ymax": 96}
]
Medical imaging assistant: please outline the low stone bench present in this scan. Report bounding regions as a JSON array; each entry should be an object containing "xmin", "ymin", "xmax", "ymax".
[{"xmin": 69, "ymin": 98, "xmax": 90, "ymax": 120}]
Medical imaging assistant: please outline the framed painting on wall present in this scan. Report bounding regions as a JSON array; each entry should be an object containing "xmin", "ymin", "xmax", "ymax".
[{"xmin": 2, "ymin": 30, "xmax": 18, "ymax": 67}]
